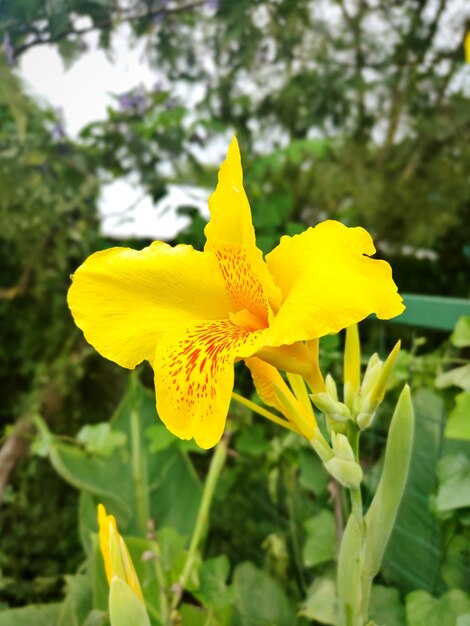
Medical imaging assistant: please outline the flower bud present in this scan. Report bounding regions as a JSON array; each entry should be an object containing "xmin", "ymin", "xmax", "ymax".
[
  {"xmin": 325, "ymin": 456, "xmax": 363, "ymax": 490},
  {"xmin": 331, "ymin": 432, "xmax": 355, "ymax": 462},
  {"xmin": 98, "ymin": 504, "xmax": 150, "ymax": 626},
  {"xmin": 361, "ymin": 354, "xmax": 382, "ymax": 396},
  {"xmin": 325, "ymin": 373, "xmax": 339, "ymax": 402},
  {"xmin": 323, "ymin": 432, "xmax": 363, "ymax": 489},
  {"xmin": 310, "ymin": 391, "xmax": 351, "ymax": 422}
]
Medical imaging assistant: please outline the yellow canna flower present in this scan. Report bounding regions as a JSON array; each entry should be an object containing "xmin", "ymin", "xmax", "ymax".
[
  {"xmin": 68, "ymin": 137, "xmax": 404, "ymax": 449},
  {"xmin": 97, "ymin": 504, "xmax": 144, "ymax": 602},
  {"xmin": 465, "ymin": 32, "xmax": 470, "ymax": 64}
]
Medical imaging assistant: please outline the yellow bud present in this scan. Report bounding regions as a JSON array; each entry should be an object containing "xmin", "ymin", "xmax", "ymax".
[
  {"xmin": 97, "ymin": 504, "xmax": 144, "ymax": 602},
  {"xmin": 344, "ymin": 324, "xmax": 361, "ymax": 391}
]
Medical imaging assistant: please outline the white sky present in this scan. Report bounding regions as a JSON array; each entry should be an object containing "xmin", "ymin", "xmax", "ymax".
[{"xmin": 19, "ymin": 26, "xmax": 210, "ymax": 240}]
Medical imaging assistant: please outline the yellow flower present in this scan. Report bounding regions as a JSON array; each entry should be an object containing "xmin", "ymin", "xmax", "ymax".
[
  {"xmin": 68, "ymin": 137, "xmax": 404, "ymax": 448},
  {"xmin": 97, "ymin": 504, "xmax": 144, "ymax": 602},
  {"xmin": 465, "ymin": 32, "xmax": 470, "ymax": 64}
]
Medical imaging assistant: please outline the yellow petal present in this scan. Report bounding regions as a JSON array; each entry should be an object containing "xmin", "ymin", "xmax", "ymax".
[
  {"xmin": 97, "ymin": 504, "xmax": 115, "ymax": 584},
  {"xmin": 245, "ymin": 357, "xmax": 317, "ymax": 439},
  {"xmin": 265, "ymin": 221, "xmax": 404, "ymax": 347},
  {"xmin": 68, "ymin": 242, "xmax": 231, "ymax": 369},
  {"xmin": 215, "ymin": 243, "xmax": 270, "ymax": 324},
  {"xmin": 245, "ymin": 357, "xmax": 289, "ymax": 416},
  {"xmin": 154, "ymin": 320, "xmax": 267, "ymax": 448},
  {"xmin": 119, "ymin": 535, "xmax": 144, "ymax": 602},
  {"xmin": 205, "ymin": 137, "xmax": 281, "ymax": 311}
]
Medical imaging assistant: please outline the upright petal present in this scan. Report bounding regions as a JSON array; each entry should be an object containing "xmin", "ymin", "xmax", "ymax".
[
  {"xmin": 154, "ymin": 320, "xmax": 267, "ymax": 448},
  {"xmin": 68, "ymin": 242, "xmax": 231, "ymax": 369},
  {"xmin": 204, "ymin": 137, "xmax": 281, "ymax": 311},
  {"xmin": 265, "ymin": 221, "xmax": 404, "ymax": 347}
]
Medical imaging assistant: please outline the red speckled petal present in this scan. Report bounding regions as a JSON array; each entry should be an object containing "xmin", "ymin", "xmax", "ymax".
[
  {"xmin": 214, "ymin": 243, "xmax": 270, "ymax": 324},
  {"xmin": 154, "ymin": 320, "xmax": 267, "ymax": 448}
]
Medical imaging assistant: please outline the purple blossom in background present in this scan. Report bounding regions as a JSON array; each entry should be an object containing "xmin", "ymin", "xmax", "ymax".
[
  {"xmin": 133, "ymin": 91, "xmax": 148, "ymax": 114},
  {"xmin": 2, "ymin": 33, "xmax": 14, "ymax": 65},
  {"xmin": 118, "ymin": 89, "xmax": 149, "ymax": 114},
  {"xmin": 153, "ymin": 80, "xmax": 164, "ymax": 93},
  {"xmin": 159, "ymin": 0, "xmax": 170, "ymax": 7},
  {"xmin": 118, "ymin": 93, "xmax": 134, "ymax": 112},
  {"xmin": 207, "ymin": 0, "xmax": 220, "ymax": 10},
  {"xmin": 51, "ymin": 108, "xmax": 66, "ymax": 141}
]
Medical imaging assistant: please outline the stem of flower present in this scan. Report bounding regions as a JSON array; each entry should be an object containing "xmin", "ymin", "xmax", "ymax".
[
  {"xmin": 130, "ymin": 375, "xmax": 150, "ymax": 535},
  {"xmin": 170, "ymin": 438, "xmax": 228, "ymax": 618},
  {"xmin": 231, "ymin": 392, "xmax": 301, "ymax": 434}
]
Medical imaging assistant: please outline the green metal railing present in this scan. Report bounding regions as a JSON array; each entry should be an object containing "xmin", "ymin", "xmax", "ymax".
[{"xmin": 389, "ymin": 294, "xmax": 470, "ymax": 331}]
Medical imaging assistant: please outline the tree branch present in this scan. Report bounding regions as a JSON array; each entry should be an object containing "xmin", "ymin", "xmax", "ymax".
[{"xmin": 13, "ymin": 1, "xmax": 207, "ymax": 57}]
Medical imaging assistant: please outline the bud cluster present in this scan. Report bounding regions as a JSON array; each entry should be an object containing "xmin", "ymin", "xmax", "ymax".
[{"xmin": 309, "ymin": 326, "xmax": 401, "ymax": 490}]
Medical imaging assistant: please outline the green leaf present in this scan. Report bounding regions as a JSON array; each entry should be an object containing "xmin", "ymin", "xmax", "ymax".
[
  {"xmin": 77, "ymin": 423, "xmax": 127, "ymax": 457},
  {"xmin": 369, "ymin": 585, "xmax": 405, "ymax": 626},
  {"xmin": 363, "ymin": 386, "xmax": 414, "ymax": 579},
  {"xmin": 300, "ymin": 577, "xmax": 337, "ymax": 625},
  {"xmin": 435, "ymin": 453, "xmax": 470, "ymax": 511},
  {"xmin": 381, "ymin": 388, "xmax": 443, "ymax": 593},
  {"xmin": 303, "ymin": 509, "xmax": 336, "ymax": 567},
  {"xmin": 235, "ymin": 424, "xmax": 269, "ymax": 458},
  {"xmin": 0, "ymin": 604, "xmax": 61, "ymax": 626},
  {"xmin": 435, "ymin": 364, "xmax": 470, "ymax": 391},
  {"xmin": 194, "ymin": 555, "xmax": 236, "ymax": 611},
  {"xmin": 82, "ymin": 610, "xmax": 108, "ymax": 626},
  {"xmin": 179, "ymin": 603, "xmax": 225, "ymax": 626},
  {"xmin": 446, "ymin": 392, "xmax": 470, "ymax": 440},
  {"xmin": 58, "ymin": 574, "xmax": 93, "ymax": 626},
  {"xmin": 232, "ymin": 562, "xmax": 295, "ymax": 626},
  {"xmin": 299, "ymin": 448, "xmax": 329, "ymax": 496},
  {"xmin": 406, "ymin": 589, "xmax": 470, "ymax": 626},
  {"xmin": 451, "ymin": 317, "xmax": 470, "ymax": 348}
]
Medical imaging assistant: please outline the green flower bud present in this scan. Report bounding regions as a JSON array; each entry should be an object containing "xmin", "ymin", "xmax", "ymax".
[
  {"xmin": 310, "ymin": 392, "xmax": 351, "ymax": 422},
  {"xmin": 331, "ymin": 432, "xmax": 354, "ymax": 461},
  {"xmin": 325, "ymin": 456, "xmax": 363, "ymax": 490},
  {"xmin": 325, "ymin": 373, "xmax": 339, "ymax": 402}
]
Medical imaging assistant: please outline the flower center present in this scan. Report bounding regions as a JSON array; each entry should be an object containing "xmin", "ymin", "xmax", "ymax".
[{"xmin": 229, "ymin": 308, "xmax": 269, "ymax": 331}]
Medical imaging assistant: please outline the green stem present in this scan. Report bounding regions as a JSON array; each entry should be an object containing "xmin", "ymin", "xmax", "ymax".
[
  {"xmin": 350, "ymin": 487, "xmax": 363, "ymax": 526},
  {"xmin": 130, "ymin": 377, "xmax": 149, "ymax": 535},
  {"xmin": 151, "ymin": 540, "xmax": 170, "ymax": 626},
  {"xmin": 171, "ymin": 439, "xmax": 228, "ymax": 616}
]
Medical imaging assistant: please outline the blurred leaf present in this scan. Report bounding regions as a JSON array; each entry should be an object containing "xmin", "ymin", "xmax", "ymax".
[
  {"xmin": 435, "ymin": 453, "xmax": 470, "ymax": 512},
  {"xmin": 435, "ymin": 365, "xmax": 470, "ymax": 391},
  {"xmin": 0, "ymin": 604, "xmax": 61, "ymax": 626},
  {"xmin": 232, "ymin": 562, "xmax": 295, "ymax": 626},
  {"xmin": 300, "ymin": 577, "xmax": 337, "ymax": 625},
  {"xmin": 236, "ymin": 424, "xmax": 269, "ymax": 458},
  {"xmin": 58, "ymin": 574, "xmax": 92, "ymax": 626},
  {"xmin": 303, "ymin": 510, "xmax": 336, "ymax": 568},
  {"xmin": 77, "ymin": 423, "xmax": 127, "ymax": 457},
  {"xmin": 298, "ymin": 447, "xmax": 329, "ymax": 496},
  {"xmin": 451, "ymin": 317, "xmax": 470, "ymax": 348},
  {"xmin": 446, "ymin": 392, "xmax": 470, "ymax": 441},
  {"xmin": 406, "ymin": 589, "xmax": 470, "ymax": 626},
  {"xmin": 369, "ymin": 585, "xmax": 405, "ymax": 626},
  {"xmin": 194, "ymin": 555, "xmax": 236, "ymax": 610}
]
